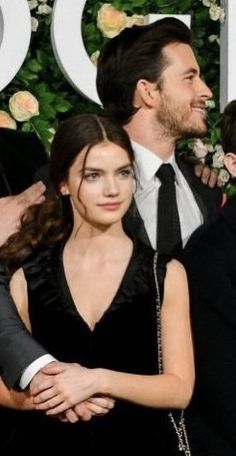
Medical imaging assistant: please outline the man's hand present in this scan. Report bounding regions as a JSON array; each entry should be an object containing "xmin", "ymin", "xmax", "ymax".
[
  {"xmin": 0, "ymin": 181, "xmax": 46, "ymax": 246},
  {"xmin": 194, "ymin": 164, "xmax": 223, "ymax": 188}
]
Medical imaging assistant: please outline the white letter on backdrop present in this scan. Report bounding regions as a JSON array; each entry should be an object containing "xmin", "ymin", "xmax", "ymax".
[
  {"xmin": 0, "ymin": 0, "xmax": 31, "ymax": 92},
  {"xmin": 51, "ymin": 0, "xmax": 190, "ymax": 106}
]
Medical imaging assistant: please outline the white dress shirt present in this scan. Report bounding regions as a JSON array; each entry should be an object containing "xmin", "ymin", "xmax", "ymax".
[
  {"xmin": 132, "ymin": 141, "xmax": 203, "ymax": 249},
  {"xmin": 20, "ymin": 354, "xmax": 56, "ymax": 389}
]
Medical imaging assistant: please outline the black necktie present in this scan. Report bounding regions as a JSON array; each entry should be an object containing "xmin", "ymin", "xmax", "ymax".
[{"xmin": 156, "ymin": 163, "xmax": 182, "ymax": 256}]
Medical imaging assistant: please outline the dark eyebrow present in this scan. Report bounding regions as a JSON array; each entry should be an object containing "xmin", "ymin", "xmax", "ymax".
[
  {"xmin": 182, "ymin": 68, "xmax": 199, "ymax": 76},
  {"xmin": 80, "ymin": 163, "xmax": 133, "ymax": 173},
  {"xmin": 117, "ymin": 163, "xmax": 133, "ymax": 170}
]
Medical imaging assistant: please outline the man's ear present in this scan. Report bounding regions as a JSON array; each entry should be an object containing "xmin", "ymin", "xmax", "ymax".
[
  {"xmin": 224, "ymin": 152, "xmax": 236, "ymax": 177},
  {"xmin": 134, "ymin": 79, "xmax": 159, "ymax": 108}
]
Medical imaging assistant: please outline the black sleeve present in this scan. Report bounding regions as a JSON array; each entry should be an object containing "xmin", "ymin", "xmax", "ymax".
[
  {"xmin": 183, "ymin": 231, "xmax": 236, "ymax": 449},
  {"xmin": 0, "ymin": 263, "xmax": 47, "ymax": 389}
]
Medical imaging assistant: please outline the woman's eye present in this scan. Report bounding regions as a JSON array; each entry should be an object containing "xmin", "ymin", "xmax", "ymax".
[
  {"xmin": 84, "ymin": 172, "xmax": 100, "ymax": 181},
  {"xmin": 119, "ymin": 169, "xmax": 132, "ymax": 178}
]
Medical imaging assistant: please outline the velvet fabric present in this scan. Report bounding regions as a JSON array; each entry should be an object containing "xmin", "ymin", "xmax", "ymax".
[
  {"xmin": 0, "ymin": 127, "xmax": 48, "ymax": 196},
  {"xmin": 183, "ymin": 196, "xmax": 236, "ymax": 455},
  {"xmin": 4, "ymin": 241, "xmax": 184, "ymax": 455}
]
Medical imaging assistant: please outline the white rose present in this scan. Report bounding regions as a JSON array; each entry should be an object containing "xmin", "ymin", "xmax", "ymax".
[
  {"xmin": 37, "ymin": 4, "xmax": 52, "ymax": 15},
  {"xmin": 97, "ymin": 4, "xmax": 127, "ymax": 39},
  {"xmin": 218, "ymin": 168, "xmax": 230, "ymax": 184},
  {"xmin": 28, "ymin": 0, "xmax": 38, "ymax": 10},
  {"xmin": 202, "ymin": 0, "xmax": 212, "ymax": 6},
  {"xmin": 215, "ymin": 144, "xmax": 224, "ymax": 154},
  {"xmin": 126, "ymin": 14, "xmax": 145, "ymax": 28},
  {"xmin": 209, "ymin": 5, "xmax": 221, "ymax": 21},
  {"xmin": 9, "ymin": 91, "xmax": 39, "ymax": 122},
  {"xmin": 90, "ymin": 50, "xmax": 100, "ymax": 67},
  {"xmin": 207, "ymin": 144, "xmax": 214, "ymax": 153},
  {"xmin": 212, "ymin": 149, "xmax": 225, "ymax": 168},
  {"xmin": 0, "ymin": 111, "xmax": 17, "ymax": 129},
  {"xmin": 31, "ymin": 17, "xmax": 39, "ymax": 32},
  {"xmin": 205, "ymin": 99, "xmax": 215, "ymax": 109},
  {"xmin": 193, "ymin": 139, "xmax": 208, "ymax": 159}
]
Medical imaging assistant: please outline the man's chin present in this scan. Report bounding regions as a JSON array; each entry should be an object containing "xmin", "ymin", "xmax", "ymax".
[{"xmin": 183, "ymin": 125, "xmax": 208, "ymax": 138}]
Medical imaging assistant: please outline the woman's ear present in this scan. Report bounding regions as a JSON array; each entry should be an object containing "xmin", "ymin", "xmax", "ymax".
[
  {"xmin": 134, "ymin": 79, "xmax": 159, "ymax": 108},
  {"xmin": 224, "ymin": 152, "xmax": 236, "ymax": 177}
]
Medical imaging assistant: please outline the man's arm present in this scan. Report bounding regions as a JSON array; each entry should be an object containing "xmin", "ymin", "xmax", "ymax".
[
  {"xmin": 0, "ymin": 181, "xmax": 45, "ymax": 245},
  {"xmin": 0, "ymin": 266, "xmax": 49, "ymax": 388},
  {"xmin": 0, "ymin": 182, "xmax": 50, "ymax": 388},
  {"xmin": 183, "ymin": 232, "xmax": 236, "ymax": 448}
]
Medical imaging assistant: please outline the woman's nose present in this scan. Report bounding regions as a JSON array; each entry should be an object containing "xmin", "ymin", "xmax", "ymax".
[{"xmin": 104, "ymin": 177, "xmax": 119, "ymax": 196}]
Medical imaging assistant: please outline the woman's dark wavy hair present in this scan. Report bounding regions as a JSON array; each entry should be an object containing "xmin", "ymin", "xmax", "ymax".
[
  {"xmin": 0, "ymin": 114, "xmax": 135, "ymax": 274},
  {"xmin": 96, "ymin": 17, "xmax": 191, "ymax": 125}
]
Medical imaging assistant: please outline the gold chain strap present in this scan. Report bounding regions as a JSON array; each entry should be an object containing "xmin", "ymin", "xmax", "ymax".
[{"xmin": 153, "ymin": 252, "xmax": 191, "ymax": 456}]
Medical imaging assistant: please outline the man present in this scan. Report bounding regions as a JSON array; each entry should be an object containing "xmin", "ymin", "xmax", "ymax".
[
  {"xmin": 96, "ymin": 17, "xmax": 222, "ymax": 254},
  {"xmin": 0, "ymin": 127, "xmax": 47, "ymax": 451},
  {"xmin": 0, "ymin": 128, "xmax": 48, "ymax": 244},
  {"xmin": 183, "ymin": 100, "xmax": 236, "ymax": 456}
]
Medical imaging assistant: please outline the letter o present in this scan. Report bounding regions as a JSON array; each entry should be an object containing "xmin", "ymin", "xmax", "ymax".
[{"xmin": 0, "ymin": 0, "xmax": 31, "ymax": 91}]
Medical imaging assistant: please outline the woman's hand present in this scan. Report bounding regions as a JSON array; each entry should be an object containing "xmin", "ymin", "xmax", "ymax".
[{"xmin": 32, "ymin": 361, "xmax": 102, "ymax": 415}]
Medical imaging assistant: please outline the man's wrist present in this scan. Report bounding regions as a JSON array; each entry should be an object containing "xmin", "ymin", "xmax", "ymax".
[{"xmin": 20, "ymin": 354, "xmax": 56, "ymax": 389}]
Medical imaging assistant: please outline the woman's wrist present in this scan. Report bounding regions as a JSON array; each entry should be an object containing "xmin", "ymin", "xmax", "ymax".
[{"xmin": 94, "ymin": 368, "xmax": 112, "ymax": 396}]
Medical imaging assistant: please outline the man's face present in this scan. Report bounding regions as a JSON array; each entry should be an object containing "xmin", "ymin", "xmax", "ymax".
[{"xmin": 155, "ymin": 42, "xmax": 212, "ymax": 140}]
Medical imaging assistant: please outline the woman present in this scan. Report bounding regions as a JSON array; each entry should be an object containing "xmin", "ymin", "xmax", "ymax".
[{"xmin": 0, "ymin": 114, "xmax": 194, "ymax": 454}]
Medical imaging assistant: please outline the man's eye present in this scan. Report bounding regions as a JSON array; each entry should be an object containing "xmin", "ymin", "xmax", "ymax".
[{"xmin": 185, "ymin": 75, "xmax": 194, "ymax": 81}]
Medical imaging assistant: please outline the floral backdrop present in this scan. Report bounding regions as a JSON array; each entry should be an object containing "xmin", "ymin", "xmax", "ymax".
[{"xmin": 1, "ymin": 0, "xmax": 233, "ymax": 192}]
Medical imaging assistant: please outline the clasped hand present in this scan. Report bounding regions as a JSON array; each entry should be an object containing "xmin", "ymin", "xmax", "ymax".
[{"xmin": 30, "ymin": 361, "xmax": 114, "ymax": 423}]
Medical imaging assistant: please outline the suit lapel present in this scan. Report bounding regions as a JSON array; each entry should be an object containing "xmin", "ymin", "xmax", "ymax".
[{"xmin": 176, "ymin": 155, "xmax": 221, "ymax": 222}]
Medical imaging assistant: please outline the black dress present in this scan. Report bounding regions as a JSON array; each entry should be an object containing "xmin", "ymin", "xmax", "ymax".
[{"xmin": 6, "ymin": 241, "xmax": 181, "ymax": 455}]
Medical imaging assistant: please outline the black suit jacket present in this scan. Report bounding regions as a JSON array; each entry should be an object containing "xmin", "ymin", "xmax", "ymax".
[
  {"xmin": 183, "ymin": 197, "xmax": 236, "ymax": 455},
  {"xmin": 0, "ymin": 129, "xmax": 49, "ymax": 388},
  {"xmin": 0, "ymin": 128, "xmax": 48, "ymax": 195},
  {"xmin": 123, "ymin": 155, "xmax": 222, "ymax": 250}
]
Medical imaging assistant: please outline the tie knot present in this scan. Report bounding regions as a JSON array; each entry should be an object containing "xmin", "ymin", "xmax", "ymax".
[{"xmin": 156, "ymin": 163, "xmax": 175, "ymax": 185}]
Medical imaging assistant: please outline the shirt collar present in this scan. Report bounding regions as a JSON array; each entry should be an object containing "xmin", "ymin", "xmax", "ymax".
[{"xmin": 132, "ymin": 140, "xmax": 178, "ymax": 188}]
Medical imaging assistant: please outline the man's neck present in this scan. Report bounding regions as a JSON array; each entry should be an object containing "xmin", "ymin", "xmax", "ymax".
[{"xmin": 125, "ymin": 118, "xmax": 176, "ymax": 162}]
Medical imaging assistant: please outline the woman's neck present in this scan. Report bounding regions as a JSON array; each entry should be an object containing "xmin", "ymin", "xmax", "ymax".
[{"xmin": 67, "ymin": 221, "xmax": 131, "ymax": 259}]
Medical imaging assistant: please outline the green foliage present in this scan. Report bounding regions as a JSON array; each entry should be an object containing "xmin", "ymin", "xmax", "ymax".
[{"xmin": 0, "ymin": 0, "xmax": 223, "ymax": 164}]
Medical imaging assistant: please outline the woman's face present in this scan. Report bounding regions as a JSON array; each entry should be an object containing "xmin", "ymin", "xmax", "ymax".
[{"xmin": 60, "ymin": 140, "xmax": 134, "ymax": 229}]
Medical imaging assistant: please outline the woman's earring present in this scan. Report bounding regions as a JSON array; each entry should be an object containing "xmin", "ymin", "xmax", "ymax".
[{"xmin": 61, "ymin": 188, "xmax": 69, "ymax": 196}]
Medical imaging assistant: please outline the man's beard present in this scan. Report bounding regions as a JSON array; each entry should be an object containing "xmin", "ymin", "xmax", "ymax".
[{"xmin": 156, "ymin": 96, "xmax": 208, "ymax": 140}]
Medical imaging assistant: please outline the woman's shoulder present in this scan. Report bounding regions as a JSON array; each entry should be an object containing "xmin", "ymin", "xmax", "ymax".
[
  {"xmin": 22, "ymin": 242, "xmax": 61, "ymax": 276},
  {"xmin": 134, "ymin": 241, "xmax": 170, "ymax": 286}
]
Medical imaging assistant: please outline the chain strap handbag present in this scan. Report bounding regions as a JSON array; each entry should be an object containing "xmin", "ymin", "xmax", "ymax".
[{"xmin": 153, "ymin": 251, "xmax": 192, "ymax": 456}]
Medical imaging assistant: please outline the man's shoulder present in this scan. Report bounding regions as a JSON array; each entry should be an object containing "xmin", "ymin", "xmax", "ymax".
[
  {"xmin": 183, "ymin": 209, "xmax": 230, "ymax": 268},
  {"xmin": 0, "ymin": 128, "xmax": 49, "ymax": 194},
  {"xmin": 177, "ymin": 153, "xmax": 222, "ymax": 209}
]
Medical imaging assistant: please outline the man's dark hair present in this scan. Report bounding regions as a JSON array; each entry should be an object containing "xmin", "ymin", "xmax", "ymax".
[
  {"xmin": 221, "ymin": 100, "xmax": 236, "ymax": 153},
  {"xmin": 96, "ymin": 17, "xmax": 192, "ymax": 125}
]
